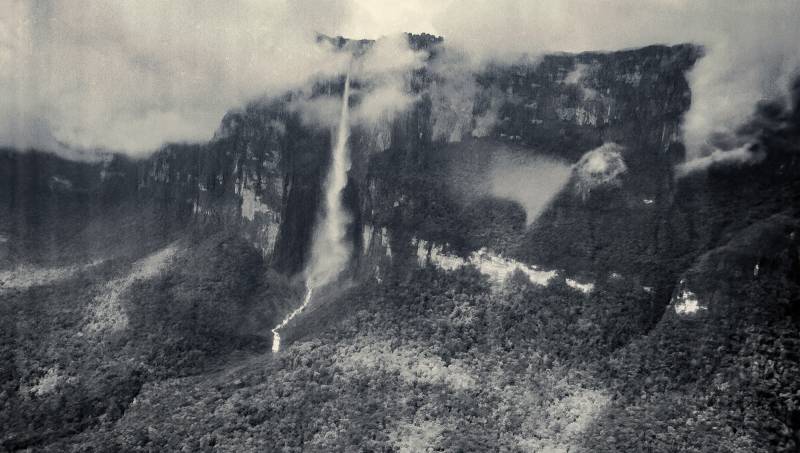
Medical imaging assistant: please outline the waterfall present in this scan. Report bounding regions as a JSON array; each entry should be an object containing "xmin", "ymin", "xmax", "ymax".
[
  {"xmin": 272, "ymin": 73, "xmax": 352, "ymax": 353},
  {"xmin": 271, "ymin": 287, "xmax": 313, "ymax": 353}
]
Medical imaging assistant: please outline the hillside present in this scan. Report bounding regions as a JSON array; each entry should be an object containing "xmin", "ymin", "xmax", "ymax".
[{"xmin": 1, "ymin": 34, "xmax": 799, "ymax": 452}]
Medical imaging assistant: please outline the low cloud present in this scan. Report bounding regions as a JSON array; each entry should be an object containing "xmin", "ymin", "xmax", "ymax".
[
  {"xmin": 573, "ymin": 143, "xmax": 627, "ymax": 200},
  {"xmin": 357, "ymin": 33, "xmax": 426, "ymax": 76},
  {"xmin": 490, "ymin": 154, "xmax": 572, "ymax": 224},
  {"xmin": 1, "ymin": 0, "xmax": 352, "ymax": 157},
  {"xmin": 430, "ymin": 0, "xmax": 800, "ymax": 159},
  {"xmin": 352, "ymin": 34, "xmax": 426, "ymax": 125},
  {"xmin": 354, "ymin": 84, "xmax": 417, "ymax": 124},
  {"xmin": 290, "ymin": 34, "xmax": 424, "ymax": 133},
  {"xmin": 676, "ymin": 145, "xmax": 765, "ymax": 177},
  {"xmin": 5, "ymin": 1, "xmax": 798, "ymax": 163},
  {"xmin": 292, "ymin": 95, "xmax": 344, "ymax": 130}
]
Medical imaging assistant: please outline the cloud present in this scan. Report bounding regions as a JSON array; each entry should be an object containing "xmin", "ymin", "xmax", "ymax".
[
  {"xmin": 357, "ymin": 33, "xmax": 426, "ymax": 76},
  {"xmin": 351, "ymin": 34, "xmax": 426, "ymax": 125},
  {"xmin": 430, "ymin": 0, "xmax": 800, "ymax": 158},
  {"xmin": 354, "ymin": 84, "xmax": 417, "ymax": 124},
  {"xmin": 675, "ymin": 145, "xmax": 765, "ymax": 177},
  {"xmin": 573, "ymin": 143, "xmax": 627, "ymax": 200},
  {"xmin": 0, "ymin": 0, "xmax": 353, "ymax": 157},
  {"xmin": 4, "ymin": 0, "xmax": 798, "ymax": 163},
  {"xmin": 292, "ymin": 95, "xmax": 344, "ymax": 130},
  {"xmin": 489, "ymin": 154, "xmax": 572, "ymax": 224},
  {"xmin": 281, "ymin": 33, "xmax": 423, "ymax": 151}
]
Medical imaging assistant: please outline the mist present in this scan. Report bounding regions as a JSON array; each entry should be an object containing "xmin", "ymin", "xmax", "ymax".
[
  {"xmin": 4, "ymin": 0, "xmax": 799, "ymax": 165},
  {"xmin": 489, "ymin": 154, "xmax": 572, "ymax": 225},
  {"xmin": 573, "ymin": 143, "xmax": 628, "ymax": 200},
  {"xmin": 1, "ymin": 0, "xmax": 353, "ymax": 156},
  {"xmin": 676, "ymin": 144, "xmax": 765, "ymax": 177},
  {"xmin": 1, "ymin": 2, "xmax": 429, "ymax": 159},
  {"xmin": 429, "ymin": 0, "xmax": 800, "ymax": 159},
  {"xmin": 445, "ymin": 142, "xmax": 572, "ymax": 226}
]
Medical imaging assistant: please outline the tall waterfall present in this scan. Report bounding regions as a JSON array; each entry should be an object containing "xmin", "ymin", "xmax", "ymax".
[{"xmin": 272, "ymin": 73, "xmax": 352, "ymax": 353}]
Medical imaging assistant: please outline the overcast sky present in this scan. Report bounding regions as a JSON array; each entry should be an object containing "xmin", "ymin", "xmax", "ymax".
[{"xmin": 2, "ymin": 0, "xmax": 798, "ymax": 158}]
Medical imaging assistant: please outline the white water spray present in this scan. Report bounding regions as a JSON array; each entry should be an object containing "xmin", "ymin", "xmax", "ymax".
[
  {"xmin": 271, "ymin": 287, "xmax": 313, "ymax": 353},
  {"xmin": 272, "ymin": 73, "xmax": 352, "ymax": 353}
]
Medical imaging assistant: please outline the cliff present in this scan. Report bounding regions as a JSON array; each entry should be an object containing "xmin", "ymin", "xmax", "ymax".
[
  {"xmin": 0, "ymin": 39, "xmax": 704, "ymax": 333},
  {"xmin": 131, "ymin": 41, "xmax": 700, "ymax": 279},
  {"xmin": 3, "ymin": 35, "xmax": 800, "ymax": 451}
]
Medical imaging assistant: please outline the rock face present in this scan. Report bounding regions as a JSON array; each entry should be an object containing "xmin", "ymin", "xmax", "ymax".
[
  {"xmin": 1, "ymin": 38, "xmax": 698, "ymax": 280},
  {"xmin": 351, "ymin": 43, "xmax": 698, "ymax": 310},
  {"xmin": 0, "ymin": 38, "xmax": 699, "ymax": 280},
  {"xmin": 138, "ymin": 40, "xmax": 697, "ymax": 275}
]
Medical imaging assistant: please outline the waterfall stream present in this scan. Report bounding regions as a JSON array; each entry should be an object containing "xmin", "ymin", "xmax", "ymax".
[
  {"xmin": 271, "ymin": 72, "xmax": 352, "ymax": 353},
  {"xmin": 271, "ymin": 287, "xmax": 313, "ymax": 353}
]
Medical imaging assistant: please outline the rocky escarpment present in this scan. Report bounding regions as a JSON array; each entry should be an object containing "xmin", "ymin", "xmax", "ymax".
[
  {"xmin": 0, "ymin": 149, "xmax": 188, "ymax": 267},
  {"xmin": 0, "ymin": 36, "xmax": 719, "ymax": 336},
  {"xmin": 363, "ymin": 44, "xmax": 697, "ymax": 251},
  {"xmin": 1, "ymin": 38, "xmax": 702, "ymax": 315},
  {"xmin": 132, "ymin": 39, "xmax": 699, "ymax": 283}
]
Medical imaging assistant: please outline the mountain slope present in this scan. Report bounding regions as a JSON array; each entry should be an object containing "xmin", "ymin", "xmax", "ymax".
[{"xmin": 1, "ymin": 36, "xmax": 799, "ymax": 451}]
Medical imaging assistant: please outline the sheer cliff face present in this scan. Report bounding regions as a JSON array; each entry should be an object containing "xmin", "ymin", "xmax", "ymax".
[
  {"xmin": 128, "ymin": 42, "xmax": 700, "ymax": 276},
  {"xmin": 3, "ymin": 38, "xmax": 799, "ymax": 451},
  {"xmin": 0, "ymin": 40, "xmax": 699, "ymax": 278}
]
